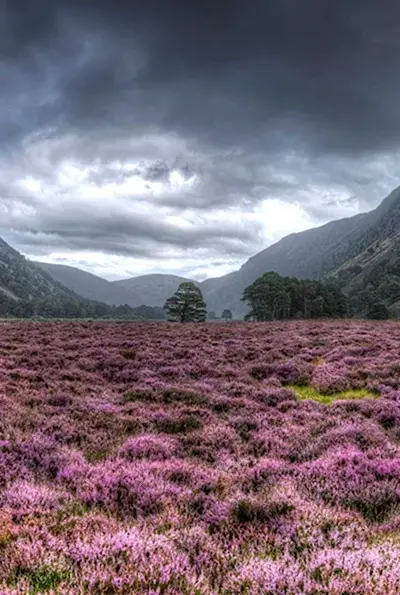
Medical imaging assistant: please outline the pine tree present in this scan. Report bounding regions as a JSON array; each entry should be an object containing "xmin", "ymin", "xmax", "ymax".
[
  {"xmin": 164, "ymin": 282, "xmax": 207, "ymax": 322},
  {"xmin": 221, "ymin": 309, "xmax": 233, "ymax": 321},
  {"xmin": 242, "ymin": 271, "xmax": 348, "ymax": 321},
  {"xmin": 366, "ymin": 301, "xmax": 390, "ymax": 320}
]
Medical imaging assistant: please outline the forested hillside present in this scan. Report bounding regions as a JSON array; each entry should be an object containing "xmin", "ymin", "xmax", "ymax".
[
  {"xmin": 202, "ymin": 186, "xmax": 400, "ymax": 316},
  {"xmin": 0, "ymin": 238, "xmax": 164, "ymax": 319}
]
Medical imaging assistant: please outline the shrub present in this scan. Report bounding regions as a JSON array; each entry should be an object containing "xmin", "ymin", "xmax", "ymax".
[
  {"xmin": 123, "ymin": 389, "xmax": 156, "ymax": 403},
  {"xmin": 301, "ymin": 447, "xmax": 400, "ymax": 521},
  {"xmin": 162, "ymin": 389, "xmax": 208, "ymax": 406},
  {"xmin": 154, "ymin": 414, "xmax": 203, "ymax": 434},
  {"xmin": 311, "ymin": 364, "xmax": 350, "ymax": 394},
  {"xmin": 231, "ymin": 498, "xmax": 294, "ymax": 524},
  {"xmin": 119, "ymin": 348, "xmax": 137, "ymax": 360},
  {"xmin": 71, "ymin": 460, "xmax": 189, "ymax": 517},
  {"xmin": 118, "ymin": 434, "xmax": 178, "ymax": 461}
]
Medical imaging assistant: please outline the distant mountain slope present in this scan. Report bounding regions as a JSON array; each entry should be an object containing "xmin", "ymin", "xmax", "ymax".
[
  {"xmin": 114, "ymin": 274, "xmax": 195, "ymax": 307},
  {"xmin": 200, "ymin": 213, "xmax": 370, "ymax": 317},
  {"xmin": 34, "ymin": 264, "xmax": 194, "ymax": 309},
  {"xmin": 332, "ymin": 222, "xmax": 400, "ymax": 317},
  {"xmin": 15, "ymin": 184, "xmax": 400, "ymax": 319},
  {"xmin": 0, "ymin": 238, "xmax": 69, "ymax": 302},
  {"xmin": 0, "ymin": 238, "xmax": 164, "ymax": 319},
  {"xmin": 33, "ymin": 261, "xmax": 138, "ymax": 306},
  {"xmin": 201, "ymin": 186, "xmax": 400, "ymax": 316}
]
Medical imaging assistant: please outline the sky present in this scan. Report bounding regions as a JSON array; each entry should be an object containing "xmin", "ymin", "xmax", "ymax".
[{"xmin": 1, "ymin": 1, "xmax": 400, "ymax": 281}]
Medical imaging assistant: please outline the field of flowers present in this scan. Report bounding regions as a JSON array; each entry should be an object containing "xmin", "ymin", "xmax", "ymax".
[{"xmin": 0, "ymin": 320, "xmax": 400, "ymax": 593}]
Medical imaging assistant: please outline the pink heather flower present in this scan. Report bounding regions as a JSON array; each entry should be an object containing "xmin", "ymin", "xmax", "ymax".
[
  {"xmin": 4, "ymin": 319, "xmax": 400, "ymax": 593},
  {"xmin": 312, "ymin": 363, "xmax": 350, "ymax": 394},
  {"xmin": 0, "ymin": 481, "xmax": 70, "ymax": 514},
  {"xmin": 118, "ymin": 434, "xmax": 179, "ymax": 461}
]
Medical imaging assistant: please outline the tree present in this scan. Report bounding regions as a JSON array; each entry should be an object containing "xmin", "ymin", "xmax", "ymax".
[
  {"xmin": 366, "ymin": 301, "xmax": 390, "ymax": 320},
  {"xmin": 208, "ymin": 311, "xmax": 217, "ymax": 320},
  {"xmin": 242, "ymin": 272, "xmax": 289, "ymax": 321},
  {"xmin": 242, "ymin": 271, "xmax": 348, "ymax": 321},
  {"xmin": 221, "ymin": 309, "xmax": 233, "ymax": 321},
  {"xmin": 164, "ymin": 282, "xmax": 207, "ymax": 322}
]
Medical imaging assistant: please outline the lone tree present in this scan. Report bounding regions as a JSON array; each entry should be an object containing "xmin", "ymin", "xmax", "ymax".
[
  {"xmin": 221, "ymin": 309, "xmax": 233, "ymax": 321},
  {"xmin": 164, "ymin": 282, "xmax": 207, "ymax": 322}
]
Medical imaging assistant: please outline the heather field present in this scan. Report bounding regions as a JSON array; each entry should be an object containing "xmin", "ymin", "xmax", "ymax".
[{"xmin": 1, "ymin": 321, "xmax": 400, "ymax": 593}]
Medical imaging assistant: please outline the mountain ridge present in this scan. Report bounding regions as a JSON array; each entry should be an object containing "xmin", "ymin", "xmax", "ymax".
[
  {"xmin": 201, "ymin": 187, "xmax": 400, "ymax": 315},
  {"xmin": 0, "ymin": 238, "xmax": 164, "ymax": 319},
  {"xmin": 27, "ymin": 185, "xmax": 400, "ymax": 317},
  {"xmin": 33, "ymin": 261, "xmax": 140, "ymax": 307},
  {"xmin": 114, "ymin": 274, "xmax": 196, "ymax": 308}
]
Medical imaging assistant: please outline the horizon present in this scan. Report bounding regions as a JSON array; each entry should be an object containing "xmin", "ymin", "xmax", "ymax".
[
  {"xmin": 27, "ymin": 187, "xmax": 392, "ymax": 283},
  {"xmin": 2, "ymin": 2, "xmax": 400, "ymax": 281}
]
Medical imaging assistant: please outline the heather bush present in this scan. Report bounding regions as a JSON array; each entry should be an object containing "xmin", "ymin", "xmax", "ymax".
[
  {"xmin": 0, "ymin": 320, "xmax": 399, "ymax": 593},
  {"xmin": 123, "ymin": 388, "xmax": 156, "ymax": 403},
  {"xmin": 118, "ymin": 434, "xmax": 178, "ymax": 461},
  {"xmin": 257, "ymin": 385, "xmax": 297, "ymax": 407},
  {"xmin": 242, "ymin": 458, "xmax": 289, "ymax": 492},
  {"xmin": 274, "ymin": 359, "xmax": 312, "ymax": 385},
  {"xmin": 248, "ymin": 425, "xmax": 309, "ymax": 461},
  {"xmin": 375, "ymin": 401, "xmax": 400, "ymax": 429},
  {"xmin": 312, "ymin": 363, "xmax": 351, "ymax": 394},
  {"xmin": 0, "ymin": 481, "xmax": 70, "ymax": 515},
  {"xmin": 69, "ymin": 459, "xmax": 191, "ymax": 517},
  {"xmin": 153, "ymin": 412, "xmax": 203, "ymax": 434},
  {"xmin": 301, "ymin": 447, "xmax": 400, "ymax": 521},
  {"xmin": 303, "ymin": 420, "xmax": 389, "ymax": 459},
  {"xmin": 17, "ymin": 433, "xmax": 70, "ymax": 479},
  {"xmin": 231, "ymin": 497, "xmax": 294, "ymax": 525},
  {"xmin": 161, "ymin": 388, "xmax": 208, "ymax": 406}
]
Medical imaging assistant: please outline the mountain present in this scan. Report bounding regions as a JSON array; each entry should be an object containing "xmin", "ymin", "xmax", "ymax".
[
  {"xmin": 15, "ymin": 184, "xmax": 400, "ymax": 319},
  {"xmin": 114, "ymin": 274, "xmax": 195, "ymax": 307},
  {"xmin": 0, "ymin": 238, "xmax": 163, "ymax": 319},
  {"xmin": 0, "ymin": 238, "xmax": 67, "ymax": 302},
  {"xmin": 33, "ymin": 261, "xmax": 139, "ymax": 306},
  {"xmin": 33, "ymin": 264, "xmax": 194, "ymax": 309},
  {"xmin": 0, "ymin": 238, "xmax": 91, "ymax": 317},
  {"xmin": 201, "ymin": 186, "xmax": 400, "ymax": 316}
]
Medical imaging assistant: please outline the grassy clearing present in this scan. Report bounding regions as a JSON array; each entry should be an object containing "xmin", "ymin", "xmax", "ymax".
[
  {"xmin": 8, "ymin": 566, "xmax": 71, "ymax": 594},
  {"xmin": 289, "ymin": 384, "xmax": 378, "ymax": 404}
]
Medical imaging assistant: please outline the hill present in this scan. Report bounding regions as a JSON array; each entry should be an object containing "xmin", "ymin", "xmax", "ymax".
[
  {"xmin": 0, "ymin": 238, "xmax": 163, "ymax": 319},
  {"xmin": 114, "ymin": 274, "xmax": 195, "ymax": 307},
  {"xmin": 201, "ymin": 186, "xmax": 400, "ymax": 316},
  {"xmin": 13, "ymin": 185, "xmax": 400, "ymax": 319},
  {"xmin": 33, "ymin": 261, "xmax": 139, "ymax": 306},
  {"xmin": 0, "ymin": 238, "xmax": 67, "ymax": 302},
  {"xmin": 33, "ymin": 264, "xmax": 194, "ymax": 310}
]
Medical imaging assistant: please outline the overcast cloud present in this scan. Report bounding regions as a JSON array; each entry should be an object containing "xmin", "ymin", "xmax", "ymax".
[{"xmin": 1, "ymin": 0, "xmax": 400, "ymax": 280}]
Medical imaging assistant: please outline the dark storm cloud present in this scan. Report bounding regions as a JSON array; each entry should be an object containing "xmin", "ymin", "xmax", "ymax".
[
  {"xmin": 138, "ymin": 160, "xmax": 194, "ymax": 184},
  {"xmin": 2, "ymin": 0, "xmax": 400, "ymax": 274},
  {"xmin": 0, "ymin": 189, "xmax": 260, "ymax": 259},
  {"xmin": 2, "ymin": 0, "xmax": 400, "ymax": 155}
]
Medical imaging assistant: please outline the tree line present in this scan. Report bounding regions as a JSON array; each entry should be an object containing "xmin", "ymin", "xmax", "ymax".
[
  {"xmin": 163, "ymin": 272, "xmax": 351, "ymax": 322},
  {"xmin": 0, "ymin": 269, "xmax": 389, "ymax": 322},
  {"xmin": 0, "ymin": 291, "xmax": 166, "ymax": 320},
  {"xmin": 242, "ymin": 272, "xmax": 347, "ymax": 321}
]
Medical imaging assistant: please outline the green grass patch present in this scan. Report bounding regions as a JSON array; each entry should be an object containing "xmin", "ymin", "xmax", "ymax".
[
  {"xmin": 289, "ymin": 384, "xmax": 378, "ymax": 404},
  {"xmin": 85, "ymin": 448, "xmax": 111, "ymax": 463},
  {"xmin": 8, "ymin": 566, "xmax": 71, "ymax": 593}
]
